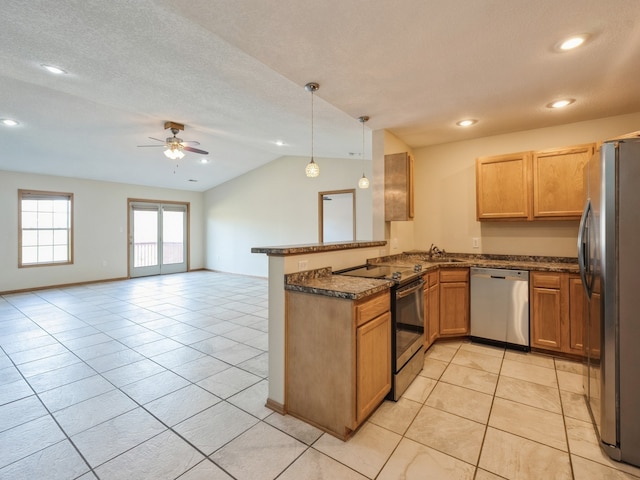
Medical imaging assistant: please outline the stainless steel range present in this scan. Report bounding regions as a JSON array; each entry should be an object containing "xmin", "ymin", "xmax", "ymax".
[{"xmin": 336, "ymin": 264, "xmax": 425, "ymax": 400}]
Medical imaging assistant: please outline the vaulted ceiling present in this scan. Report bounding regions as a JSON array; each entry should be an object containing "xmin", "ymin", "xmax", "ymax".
[{"xmin": 2, "ymin": 0, "xmax": 640, "ymax": 191}]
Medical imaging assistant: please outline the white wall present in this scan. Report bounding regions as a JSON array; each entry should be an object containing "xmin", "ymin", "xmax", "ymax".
[
  {"xmin": 413, "ymin": 112, "xmax": 640, "ymax": 257},
  {"xmin": 0, "ymin": 171, "xmax": 204, "ymax": 292},
  {"xmin": 204, "ymin": 155, "xmax": 373, "ymax": 277}
]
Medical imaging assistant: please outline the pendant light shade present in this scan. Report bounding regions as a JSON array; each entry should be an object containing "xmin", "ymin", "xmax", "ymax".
[
  {"xmin": 305, "ymin": 158, "xmax": 319, "ymax": 177},
  {"xmin": 358, "ymin": 116, "xmax": 370, "ymax": 189},
  {"xmin": 358, "ymin": 173, "xmax": 370, "ymax": 189},
  {"xmin": 305, "ymin": 82, "xmax": 320, "ymax": 177}
]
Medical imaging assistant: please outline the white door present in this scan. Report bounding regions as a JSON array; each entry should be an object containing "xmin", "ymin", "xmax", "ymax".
[{"xmin": 130, "ymin": 202, "xmax": 187, "ymax": 277}]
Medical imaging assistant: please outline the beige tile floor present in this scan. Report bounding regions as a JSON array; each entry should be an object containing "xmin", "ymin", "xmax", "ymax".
[{"xmin": 1, "ymin": 271, "xmax": 640, "ymax": 479}]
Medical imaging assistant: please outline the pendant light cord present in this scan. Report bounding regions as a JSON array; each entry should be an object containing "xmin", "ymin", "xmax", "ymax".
[
  {"xmin": 362, "ymin": 118, "xmax": 365, "ymax": 172},
  {"xmin": 310, "ymin": 87, "xmax": 314, "ymax": 161}
]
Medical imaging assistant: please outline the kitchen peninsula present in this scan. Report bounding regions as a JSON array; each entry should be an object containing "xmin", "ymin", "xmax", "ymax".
[{"xmin": 251, "ymin": 240, "xmax": 388, "ymax": 415}]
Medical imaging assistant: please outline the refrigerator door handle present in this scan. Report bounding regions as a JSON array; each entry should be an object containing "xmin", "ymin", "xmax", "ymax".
[{"xmin": 577, "ymin": 199, "xmax": 592, "ymax": 299}]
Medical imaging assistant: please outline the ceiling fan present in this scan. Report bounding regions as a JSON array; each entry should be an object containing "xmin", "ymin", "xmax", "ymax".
[{"xmin": 138, "ymin": 121, "xmax": 209, "ymax": 160}]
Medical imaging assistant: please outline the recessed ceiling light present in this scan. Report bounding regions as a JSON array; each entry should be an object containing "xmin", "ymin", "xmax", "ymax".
[
  {"xmin": 275, "ymin": 140, "xmax": 286, "ymax": 146},
  {"xmin": 456, "ymin": 119, "xmax": 477, "ymax": 127},
  {"xmin": 1, "ymin": 119, "xmax": 19, "ymax": 126},
  {"xmin": 547, "ymin": 99, "xmax": 575, "ymax": 109},
  {"xmin": 188, "ymin": 179, "xmax": 198, "ymax": 182},
  {"xmin": 199, "ymin": 158, "xmax": 210, "ymax": 164},
  {"xmin": 557, "ymin": 34, "xmax": 589, "ymax": 51},
  {"xmin": 41, "ymin": 64, "xmax": 67, "ymax": 75}
]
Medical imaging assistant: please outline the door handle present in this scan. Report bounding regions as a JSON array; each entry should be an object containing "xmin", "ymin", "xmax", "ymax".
[{"xmin": 577, "ymin": 200, "xmax": 592, "ymax": 299}]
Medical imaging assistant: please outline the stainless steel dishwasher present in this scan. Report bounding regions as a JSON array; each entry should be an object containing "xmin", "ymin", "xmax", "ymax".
[{"xmin": 470, "ymin": 267, "xmax": 530, "ymax": 350}]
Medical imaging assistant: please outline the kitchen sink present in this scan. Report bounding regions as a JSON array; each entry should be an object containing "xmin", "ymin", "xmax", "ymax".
[{"xmin": 438, "ymin": 258, "xmax": 464, "ymax": 263}]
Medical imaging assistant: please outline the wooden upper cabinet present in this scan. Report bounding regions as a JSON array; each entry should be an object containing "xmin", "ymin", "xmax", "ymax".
[
  {"xmin": 476, "ymin": 143, "xmax": 596, "ymax": 221},
  {"xmin": 476, "ymin": 152, "xmax": 532, "ymax": 220},
  {"xmin": 532, "ymin": 143, "xmax": 595, "ymax": 219},
  {"xmin": 385, "ymin": 152, "xmax": 414, "ymax": 221}
]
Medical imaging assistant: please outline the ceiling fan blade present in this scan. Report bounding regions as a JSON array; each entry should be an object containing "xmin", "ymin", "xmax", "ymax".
[
  {"xmin": 182, "ymin": 140, "xmax": 201, "ymax": 146},
  {"xmin": 148, "ymin": 137, "xmax": 166, "ymax": 143},
  {"xmin": 183, "ymin": 146, "xmax": 209, "ymax": 155}
]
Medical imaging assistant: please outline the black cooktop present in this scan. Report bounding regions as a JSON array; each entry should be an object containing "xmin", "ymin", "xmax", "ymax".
[{"xmin": 336, "ymin": 264, "xmax": 422, "ymax": 285}]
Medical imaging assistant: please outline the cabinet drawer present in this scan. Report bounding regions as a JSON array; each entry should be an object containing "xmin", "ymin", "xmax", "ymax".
[
  {"xmin": 356, "ymin": 291, "xmax": 390, "ymax": 327},
  {"xmin": 532, "ymin": 273, "xmax": 561, "ymax": 289},
  {"xmin": 439, "ymin": 268, "xmax": 469, "ymax": 283}
]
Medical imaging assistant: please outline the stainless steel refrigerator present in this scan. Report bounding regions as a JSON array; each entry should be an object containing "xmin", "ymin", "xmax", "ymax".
[{"xmin": 578, "ymin": 133, "xmax": 640, "ymax": 467}]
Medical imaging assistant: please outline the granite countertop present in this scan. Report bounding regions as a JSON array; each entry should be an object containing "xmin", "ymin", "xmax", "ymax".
[
  {"xmin": 252, "ymin": 240, "xmax": 387, "ymax": 256},
  {"xmin": 284, "ymin": 267, "xmax": 393, "ymax": 300},
  {"xmin": 372, "ymin": 252, "xmax": 579, "ymax": 274},
  {"xmin": 284, "ymin": 252, "xmax": 579, "ymax": 300}
]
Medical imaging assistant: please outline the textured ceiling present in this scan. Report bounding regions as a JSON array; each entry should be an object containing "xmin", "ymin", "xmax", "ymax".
[{"xmin": 2, "ymin": 0, "xmax": 640, "ymax": 191}]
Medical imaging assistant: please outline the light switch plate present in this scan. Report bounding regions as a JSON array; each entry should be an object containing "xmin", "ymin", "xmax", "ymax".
[
  {"xmin": 298, "ymin": 260, "xmax": 309, "ymax": 271},
  {"xmin": 472, "ymin": 237, "xmax": 480, "ymax": 249}
]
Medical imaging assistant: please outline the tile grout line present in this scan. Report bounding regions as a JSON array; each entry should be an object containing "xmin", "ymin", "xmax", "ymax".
[
  {"xmin": 0, "ymin": 275, "xmax": 272, "ymax": 479},
  {"xmin": 0, "ymin": 343, "xmax": 97, "ymax": 479}
]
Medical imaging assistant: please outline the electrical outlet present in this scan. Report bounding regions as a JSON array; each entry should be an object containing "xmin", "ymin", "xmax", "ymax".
[
  {"xmin": 472, "ymin": 237, "xmax": 480, "ymax": 249},
  {"xmin": 298, "ymin": 260, "xmax": 309, "ymax": 271}
]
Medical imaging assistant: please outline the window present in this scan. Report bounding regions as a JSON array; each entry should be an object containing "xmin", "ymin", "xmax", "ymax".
[{"xmin": 19, "ymin": 190, "xmax": 73, "ymax": 267}]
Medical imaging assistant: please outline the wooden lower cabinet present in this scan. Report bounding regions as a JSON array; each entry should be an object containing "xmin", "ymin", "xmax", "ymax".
[
  {"xmin": 356, "ymin": 311, "xmax": 392, "ymax": 423},
  {"xmin": 530, "ymin": 272, "xmax": 563, "ymax": 351},
  {"xmin": 439, "ymin": 268, "xmax": 469, "ymax": 336},
  {"xmin": 530, "ymin": 271, "xmax": 588, "ymax": 356},
  {"xmin": 285, "ymin": 289, "xmax": 391, "ymax": 439},
  {"xmin": 423, "ymin": 271, "xmax": 439, "ymax": 348}
]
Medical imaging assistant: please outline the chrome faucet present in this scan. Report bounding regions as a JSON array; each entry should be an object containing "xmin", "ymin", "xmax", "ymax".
[{"xmin": 428, "ymin": 244, "xmax": 446, "ymax": 259}]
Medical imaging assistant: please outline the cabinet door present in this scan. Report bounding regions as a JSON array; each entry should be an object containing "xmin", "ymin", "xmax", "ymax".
[
  {"xmin": 476, "ymin": 152, "xmax": 532, "ymax": 220},
  {"xmin": 423, "ymin": 287, "xmax": 430, "ymax": 348},
  {"xmin": 428, "ymin": 282, "xmax": 440, "ymax": 344},
  {"xmin": 356, "ymin": 312, "xmax": 391, "ymax": 423},
  {"xmin": 439, "ymin": 282, "xmax": 469, "ymax": 336},
  {"xmin": 423, "ymin": 272, "xmax": 439, "ymax": 348},
  {"xmin": 567, "ymin": 275, "xmax": 586, "ymax": 355},
  {"xmin": 531, "ymin": 286, "xmax": 563, "ymax": 351},
  {"xmin": 384, "ymin": 152, "xmax": 414, "ymax": 221},
  {"xmin": 532, "ymin": 143, "xmax": 595, "ymax": 219}
]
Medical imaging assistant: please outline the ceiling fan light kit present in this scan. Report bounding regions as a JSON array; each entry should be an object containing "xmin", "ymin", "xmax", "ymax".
[{"xmin": 138, "ymin": 121, "xmax": 209, "ymax": 160}]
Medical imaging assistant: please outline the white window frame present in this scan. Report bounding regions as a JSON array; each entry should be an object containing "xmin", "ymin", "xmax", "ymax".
[{"xmin": 18, "ymin": 189, "xmax": 74, "ymax": 267}]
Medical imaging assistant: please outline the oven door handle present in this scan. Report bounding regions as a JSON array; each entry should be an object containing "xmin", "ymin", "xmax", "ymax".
[{"xmin": 396, "ymin": 280, "xmax": 424, "ymax": 299}]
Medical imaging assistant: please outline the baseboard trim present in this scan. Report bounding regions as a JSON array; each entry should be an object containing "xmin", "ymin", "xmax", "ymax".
[
  {"xmin": 1, "ymin": 276, "xmax": 129, "ymax": 296},
  {"xmin": 265, "ymin": 398, "xmax": 286, "ymax": 415}
]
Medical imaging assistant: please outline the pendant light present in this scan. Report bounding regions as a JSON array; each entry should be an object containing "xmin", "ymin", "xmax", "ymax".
[
  {"xmin": 304, "ymin": 82, "xmax": 320, "ymax": 177},
  {"xmin": 358, "ymin": 116, "xmax": 370, "ymax": 189}
]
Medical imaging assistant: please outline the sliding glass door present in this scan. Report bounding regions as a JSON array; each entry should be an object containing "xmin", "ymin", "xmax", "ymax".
[{"xmin": 129, "ymin": 202, "xmax": 187, "ymax": 277}]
